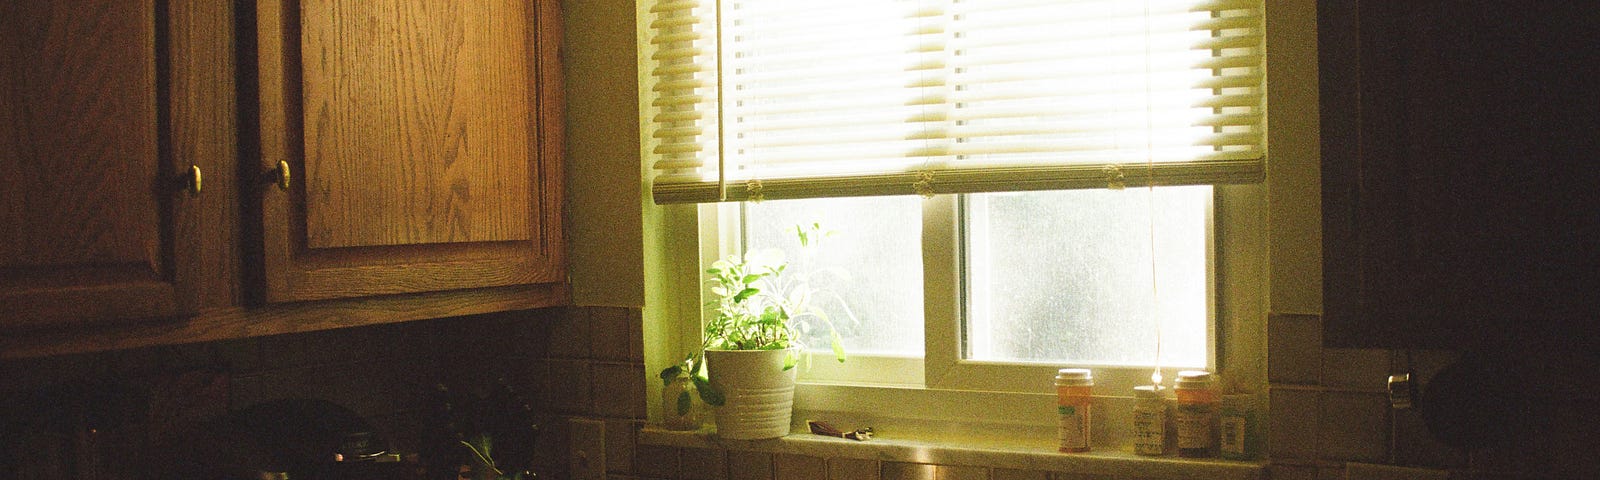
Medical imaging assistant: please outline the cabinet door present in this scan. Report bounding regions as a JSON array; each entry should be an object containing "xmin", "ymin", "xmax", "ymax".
[
  {"xmin": 255, "ymin": 0, "xmax": 564, "ymax": 303},
  {"xmin": 1320, "ymin": 1, "xmax": 1600, "ymax": 348},
  {"xmin": 0, "ymin": 0, "xmax": 198, "ymax": 330}
]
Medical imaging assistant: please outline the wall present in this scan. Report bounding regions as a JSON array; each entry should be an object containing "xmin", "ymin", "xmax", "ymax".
[{"xmin": 564, "ymin": 0, "xmax": 646, "ymax": 308}]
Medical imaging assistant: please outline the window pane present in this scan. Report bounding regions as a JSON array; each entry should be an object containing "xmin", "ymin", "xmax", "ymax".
[
  {"xmin": 744, "ymin": 197, "xmax": 923, "ymax": 356},
  {"xmin": 965, "ymin": 187, "xmax": 1210, "ymax": 367}
]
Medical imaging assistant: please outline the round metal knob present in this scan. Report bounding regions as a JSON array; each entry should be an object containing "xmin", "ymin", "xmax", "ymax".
[
  {"xmin": 182, "ymin": 165, "xmax": 203, "ymax": 197},
  {"xmin": 270, "ymin": 160, "xmax": 291, "ymax": 191}
]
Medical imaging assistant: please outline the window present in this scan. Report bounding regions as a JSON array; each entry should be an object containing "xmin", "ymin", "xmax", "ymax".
[
  {"xmin": 726, "ymin": 186, "xmax": 1217, "ymax": 393},
  {"xmin": 644, "ymin": 0, "xmax": 1266, "ymax": 419}
]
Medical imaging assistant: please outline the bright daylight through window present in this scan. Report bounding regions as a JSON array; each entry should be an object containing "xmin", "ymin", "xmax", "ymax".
[{"xmin": 645, "ymin": 0, "xmax": 1264, "ymax": 388}]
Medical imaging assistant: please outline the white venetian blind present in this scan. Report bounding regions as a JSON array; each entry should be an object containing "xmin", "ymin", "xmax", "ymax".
[{"xmin": 646, "ymin": 0, "xmax": 1265, "ymax": 204}]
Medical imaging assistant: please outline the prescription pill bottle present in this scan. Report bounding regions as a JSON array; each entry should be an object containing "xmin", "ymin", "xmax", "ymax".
[
  {"xmin": 1055, "ymin": 368, "xmax": 1094, "ymax": 452},
  {"xmin": 1132, "ymin": 385, "xmax": 1169, "ymax": 456},
  {"xmin": 1174, "ymin": 370, "xmax": 1218, "ymax": 457}
]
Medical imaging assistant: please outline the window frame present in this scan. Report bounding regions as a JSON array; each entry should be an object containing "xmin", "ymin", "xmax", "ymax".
[
  {"xmin": 647, "ymin": 0, "xmax": 1279, "ymax": 441},
  {"xmin": 694, "ymin": 182, "xmax": 1261, "ymax": 400}
]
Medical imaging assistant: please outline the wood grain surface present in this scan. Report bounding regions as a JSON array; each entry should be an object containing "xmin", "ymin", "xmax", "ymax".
[
  {"xmin": 0, "ymin": 283, "xmax": 569, "ymax": 359},
  {"xmin": 0, "ymin": 0, "xmax": 159, "ymax": 269},
  {"xmin": 257, "ymin": 0, "xmax": 564, "ymax": 303},
  {"xmin": 0, "ymin": 0, "xmax": 190, "ymax": 330},
  {"xmin": 300, "ymin": 0, "xmax": 534, "ymax": 249}
]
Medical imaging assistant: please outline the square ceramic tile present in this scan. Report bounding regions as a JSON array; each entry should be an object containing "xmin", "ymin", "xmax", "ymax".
[
  {"xmin": 937, "ymin": 465, "xmax": 988, "ymax": 480},
  {"xmin": 606, "ymin": 420, "xmax": 640, "ymax": 474},
  {"xmin": 882, "ymin": 463, "xmax": 938, "ymax": 480},
  {"xmin": 990, "ymin": 469, "xmax": 1044, "ymax": 480},
  {"xmin": 549, "ymin": 306, "xmax": 595, "ymax": 360},
  {"xmin": 727, "ymin": 450, "xmax": 774, "ymax": 480},
  {"xmin": 1318, "ymin": 391, "xmax": 1389, "ymax": 463},
  {"xmin": 534, "ymin": 416, "xmax": 572, "ymax": 480},
  {"xmin": 1046, "ymin": 474, "xmax": 1115, "ymax": 480},
  {"xmin": 213, "ymin": 338, "xmax": 261, "ymax": 373},
  {"xmin": 626, "ymin": 308, "xmax": 645, "ymax": 362},
  {"xmin": 775, "ymin": 454, "xmax": 827, "ymax": 480},
  {"xmin": 592, "ymin": 362, "xmax": 648, "ymax": 418},
  {"xmin": 1342, "ymin": 463, "xmax": 1449, "ymax": 480},
  {"xmin": 682, "ymin": 447, "xmax": 729, "ymax": 480},
  {"xmin": 1322, "ymin": 348, "xmax": 1391, "ymax": 391},
  {"xmin": 591, "ymin": 306, "xmax": 638, "ymax": 362},
  {"xmin": 633, "ymin": 444, "xmax": 680, "ymax": 479},
  {"xmin": 1268, "ymin": 387, "xmax": 1319, "ymax": 460},
  {"xmin": 570, "ymin": 418, "xmax": 609, "ymax": 480},
  {"xmin": 1267, "ymin": 465, "xmax": 1315, "ymax": 480},
  {"xmin": 830, "ymin": 458, "xmax": 879, "ymax": 480},
  {"xmin": 1393, "ymin": 408, "xmax": 1467, "ymax": 469},
  {"xmin": 1268, "ymin": 313, "xmax": 1323, "ymax": 385},
  {"xmin": 546, "ymin": 359, "xmax": 594, "ymax": 414}
]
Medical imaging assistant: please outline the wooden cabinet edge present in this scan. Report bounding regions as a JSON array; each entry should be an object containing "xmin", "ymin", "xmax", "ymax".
[{"xmin": 0, "ymin": 282, "xmax": 571, "ymax": 360}]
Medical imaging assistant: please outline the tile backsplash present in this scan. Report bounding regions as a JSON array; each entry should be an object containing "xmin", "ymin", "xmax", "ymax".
[
  {"xmin": 5, "ymin": 308, "xmax": 1594, "ymax": 479},
  {"xmin": 0, "ymin": 306, "xmax": 648, "ymax": 480},
  {"xmin": 1266, "ymin": 313, "xmax": 1600, "ymax": 480}
]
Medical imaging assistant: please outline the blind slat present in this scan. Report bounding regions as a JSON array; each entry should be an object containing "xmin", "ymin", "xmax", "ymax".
[{"xmin": 646, "ymin": 0, "xmax": 1266, "ymax": 204}]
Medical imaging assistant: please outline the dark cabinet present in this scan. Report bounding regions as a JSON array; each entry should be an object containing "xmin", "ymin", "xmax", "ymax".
[
  {"xmin": 1320, "ymin": 1, "xmax": 1600, "ymax": 349},
  {"xmin": 0, "ymin": 0, "xmax": 568, "ymax": 358},
  {"xmin": 0, "ymin": 0, "xmax": 200, "ymax": 330}
]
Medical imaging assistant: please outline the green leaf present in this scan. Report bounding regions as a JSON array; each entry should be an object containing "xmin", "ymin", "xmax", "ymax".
[
  {"xmin": 758, "ymin": 309, "xmax": 782, "ymax": 326},
  {"xmin": 471, "ymin": 433, "xmax": 493, "ymax": 458},
  {"xmin": 676, "ymin": 390, "xmax": 691, "ymax": 415},
  {"xmin": 692, "ymin": 375, "xmax": 725, "ymax": 406},
  {"xmin": 659, "ymin": 365, "xmax": 683, "ymax": 385},
  {"xmin": 732, "ymin": 287, "xmax": 760, "ymax": 303},
  {"xmin": 783, "ymin": 351, "xmax": 798, "ymax": 371},
  {"xmin": 831, "ymin": 330, "xmax": 847, "ymax": 363}
]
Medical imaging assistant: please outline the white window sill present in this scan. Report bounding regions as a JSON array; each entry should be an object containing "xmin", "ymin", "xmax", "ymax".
[{"xmin": 638, "ymin": 425, "xmax": 1267, "ymax": 480}]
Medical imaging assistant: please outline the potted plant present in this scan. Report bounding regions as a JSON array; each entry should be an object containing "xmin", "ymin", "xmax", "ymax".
[{"xmin": 659, "ymin": 224, "xmax": 849, "ymax": 439}]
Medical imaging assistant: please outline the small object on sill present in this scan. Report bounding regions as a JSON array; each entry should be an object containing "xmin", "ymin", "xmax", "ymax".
[{"xmin": 807, "ymin": 420, "xmax": 873, "ymax": 441}]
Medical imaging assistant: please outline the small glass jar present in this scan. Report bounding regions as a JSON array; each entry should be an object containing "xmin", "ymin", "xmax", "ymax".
[{"xmin": 661, "ymin": 373, "xmax": 700, "ymax": 431}]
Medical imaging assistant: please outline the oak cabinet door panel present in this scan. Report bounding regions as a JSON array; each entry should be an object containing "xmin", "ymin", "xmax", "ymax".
[
  {"xmin": 0, "ymin": 0, "xmax": 197, "ymax": 330},
  {"xmin": 255, "ymin": 0, "xmax": 563, "ymax": 303}
]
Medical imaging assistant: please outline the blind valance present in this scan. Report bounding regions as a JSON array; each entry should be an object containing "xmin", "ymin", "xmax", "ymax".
[{"xmin": 646, "ymin": 0, "xmax": 1266, "ymax": 204}]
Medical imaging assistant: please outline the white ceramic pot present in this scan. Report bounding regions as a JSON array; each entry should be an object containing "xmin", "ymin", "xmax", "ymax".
[{"xmin": 704, "ymin": 349, "xmax": 796, "ymax": 440}]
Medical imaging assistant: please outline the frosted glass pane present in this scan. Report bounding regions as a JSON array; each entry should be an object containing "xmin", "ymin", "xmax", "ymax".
[
  {"xmin": 745, "ymin": 197, "xmax": 924, "ymax": 356},
  {"xmin": 965, "ymin": 187, "xmax": 1210, "ymax": 367}
]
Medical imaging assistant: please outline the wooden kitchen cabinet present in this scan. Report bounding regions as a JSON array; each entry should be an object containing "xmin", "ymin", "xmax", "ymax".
[
  {"xmin": 0, "ymin": 0, "xmax": 568, "ymax": 359},
  {"xmin": 253, "ymin": 0, "xmax": 565, "ymax": 302},
  {"xmin": 0, "ymin": 0, "xmax": 208, "ymax": 331},
  {"xmin": 1320, "ymin": 1, "xmax": 1600, "ymax": 349}
]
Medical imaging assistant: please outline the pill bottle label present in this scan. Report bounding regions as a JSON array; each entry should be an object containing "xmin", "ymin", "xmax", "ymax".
[
  {"xmin": 1058, "ymin": 405, "xmax": 1089, "ymax": 451},
  {"xmin": 1175, "ymin": 403, "xmax": 1214, "ymax": 450},
  {"xmin": 1132, "ymin": 408, "xmax": 1165, "ymax": 455},
  {"xmin": 1219, "ymin": 415, "xmax": 1246, "ymax": 455}
]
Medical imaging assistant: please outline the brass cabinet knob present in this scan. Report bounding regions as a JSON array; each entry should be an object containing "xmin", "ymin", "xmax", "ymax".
[
  {"xmin": 182, "ymin": 164, "xmax": 203, "ymax": 197},
  {"xmin": 269, "ymin": 160, "xmax": 291, "ymax": 191}
]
